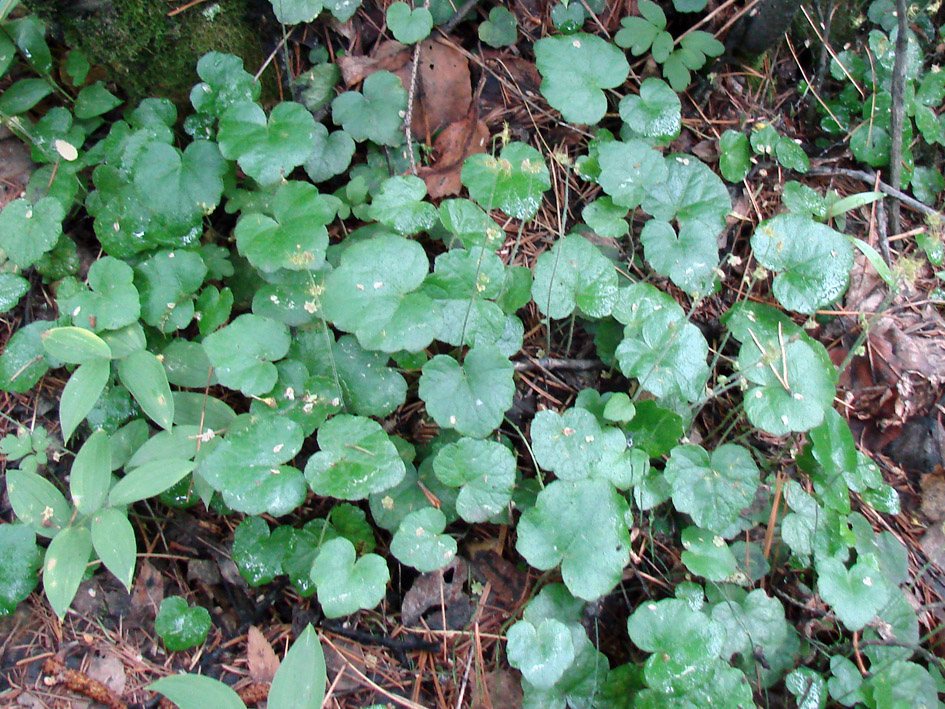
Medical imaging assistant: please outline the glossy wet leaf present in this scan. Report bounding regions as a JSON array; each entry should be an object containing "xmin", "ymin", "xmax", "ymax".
[
  {"xmin": 61, "ymin": 257, "xmax": 140, "ymax": 332},
  {"xmin": 0, "ymin": 197, "xmax": 64, "ymax": 268},
  {"xmin": 332, "ymin": 335, "xmax": 407, "ymax": 417},
  {"xmin": 680, "ymin": 527, "xmax": 737, "ymax": 581},
  {"xmin": 642, "ymin": 154, "xmax": 730, "ymax": 236},
  {"xmin": 0, "ymin": 273, "xmax": 29, "ymax": 314},
  {"xmin": 43, "ymin": 526, "xmax": 93, "ymax": 619},
  {"xmin": 390, "ymin": 507, "xmax": 456, "ymax": 572},
  {"xmin": 0, "ymin": 524, "xmax": 41, "ymax": 615},
  {"xmin": 322, "ymin": 234, "xmax": 437, "ymax": 353},
  {"xmin": 751, "ymin": 214, "xmax": 853, "ymax": 314},
  {"xmin": 232, "ymin": 516, "xmax": 293, "ymax": 585},
  {"xmin": 719, "ymin": 130, "xmax": 751, "ymax": 182},
  {"xmin": 310, "ymin": 537, "xmax": 389, "ymax": 617},
  {"xmin": 582, "ymin": 197, "xmax": 629, "ymax": 238},
  {"xmin": 331, "ymin": 71, "xmax": 407, "ymax": 147},
  {"xmin": 190, "ymin": 52, "xmax": 260, "ymax": 117},
  {"xmin": 516, "ymin": 478, "xmax": 631, "ymax": 600},
  {"xmin": 155, "ymin": 596, "xmax": 211, "ymax": 651},
  {"xmin": 596, "ymin": 140, "xmax": 668, "ymax": 209},
  {"xmin": 639, "ymin": 219, "xmax": 718, "ymax": 295},
  {"xmin": 530, "ymin": 408, "xmax": 623, "ymax": 481},
  {"xmin": 461, "ymin": 142, "xmax": 550, "ymax": 220},
  {"xmin": 268, "ymin": 624, "xmax": 327, "ymax": 709},
  {"xmin": 507, "ymin": 618, "xmax": 575, "ymax": 689},
  {"xmin": 135, "ymin": 249, "xmax": 207, "ymax": 333},
  {"xmin": 664, "ymin": 444, "xmax": 759, "ymax": 536},
  {"xmin": 218, "ymin": 101, "xmax": 317, "ymax": 185},
  {"xmin": 532, "ymin": 234, "xmax": 618, "ymax": 319},
  {"xmin": 619, "ymin": 78, "xmax": 680, "ymax": 140},
  {"xmin": 418, "ymin": 345, "xmax": 514, "ymax": 439},
  {"xmin": 437, "ymin": 199, "xmax": 505, "ymax": 249},
  {"xmin": 816, "ymin": 557, "xmax": 889, "ymax": 631},
  {"xmin": 235, "ymin": 181, "xmax": 334, "ymax": 273},
  {"xmin": 0, "ymin": 320, "xmax": 55, "ymax": 393},
  {"xmin": 270, "ymin": 0, "xmax": 323, "ymax": 24},
  {"xmin": 202, "ymin": 314, "xmax": 290, "ymax": 396},
  {"xmin": 433, "ymin": 438, "xmax": 515, "ymax": 523},
  {"xmin": 534, "ymin": 34, "xmax": 629, "ymax": 125},
  {"xmin": 305, "ymin": 415, "xmax": 406, "ymax": 500},
  {"xmin": 368, "ymin": 176, "xmax": 438, "ymax": 235},
  {"xmin": 91, "ymin": 507, "xmax": 136, "ymax": 592}
]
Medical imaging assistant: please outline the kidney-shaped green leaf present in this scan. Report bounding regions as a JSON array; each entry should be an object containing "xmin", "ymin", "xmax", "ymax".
[
  {"xmin": 532, "ymin": 234, "xmax": 618, "ymax": 319},
  {"xmin": 461, "ymin": 142, "xmax": 550, "ymax": 220},
  {"xmin": 202, "ymin": 314, "xmax": 290, "ymax": 396},
  {"xmin": 390, "ymin": 507, "xmax": 457, "ymax": 573},
  {"xmin": 310, "ymin": 537, "xmax": 389, "ymax": 618},
  {"xmin": 433, "ymin": 438, "xmax": 515, "ymax": 523}
]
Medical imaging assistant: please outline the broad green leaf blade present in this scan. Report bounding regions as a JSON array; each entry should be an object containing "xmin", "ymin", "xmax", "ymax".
[
  {"xmin": 69, "ymin": 429, "xmax": 112, "ymax": 515},
  {"xmin": 368, "ymin": 175, "xmax": 438, "ymax": 236},
  {"xmin": 118, "ymin": 350, "xmax": 174, "ymax": 430},
  {"xmin": 190, "ymin": 51, "xmax": 261, "ymax": 117},
  {"xmin": 530, "ymin": 408, "xmax": 625, "ymax": 481},
  {"xmin": 331, "ymin": 71, "xmax": 407, "ymax": 146},
  {"xmin": 0, "ymin": 197, "xmax": 64, "ymax": 268},
  {"xmin": 268, "ymin": 624, "xmax": 327, "ymax": 709},
  {"xmin": 61, "ymin": 257, "xmax": 140, "ymax": 332},
  {"xmin": 680, "ymin": 526, "xmax": 737, "ymax": 581},
  {"xmin": 433, "ymin": 438, "xmax": 515, "ymax": 523},
  {"xmin": 60, "ymin": 359, "xmax": 111, "ymax": 443},
  {"xmin": 232, "ymin": 516, "xmax": 290, "ymax": 585},
  {"xmin": 596, "ymin": 140, "xmax": 667, "ymax": 209},
  {"xmin": 6, "ymin": 469, "xmax": 71, "ymax": 538},
  {"xmin": 506, "ymin": 618, "xmax": 576, "ymax": 689},
  {"xmin": 751, "ymin": 214, "xmax": 854, "ymax": 314},
  {"xmin": 719, "ymin": 130, "xmax": 750, "ymax": 182},
  {"xmin": 461, "ymin": 142, "xmax": 550, "ymax": 220},
  {"xmin": 534, "ymin": 34, "xmax": 629, "ymax": 125},
  {"xmin": 91, "ymin": 507, "xmax": 136, "ymax": 592},
  {"xmin": 711, "ymin": 589, "xmax": 788, "ymax": 661},
  {"xmin": 108, "ymin": 459, "xmax": 196, "ymax": 506},
  {"xmin": 418, "ymin": 345, "xmax": 514, "ymax": 438},
  {"xmin": 516, "ymin": 478, "xmax": 631, "ymax": 601},
  {"xmin": 202, "ymin": 314, "xmax": 291, "ymax": 396},
  {"xmin": 148, "ymin": 674, "xmax": 245, "ymax": 709},
  {"xmin": 0, "ymin": 524, "xmax": 42, "ymax": 615},
  {"xmin": 0, "ymin": 320, "xmax": 55, "ymax": 393},
  {"xmin": 42, "ymin": 326, "xmax": 112, "ymax": 364},
  {"xmin": 304, "ymin": 415, "xmax": 406, "ymax": 500},
  {"xmin": 390, "ymin": 507, "xmax": 457, "ymax": 572},
  {"xmin": 155, "ymin": 596, "xmax": 212, "ymax": 651},
  {"xmin": 618, "ymin": 78, "xmax": 681, "ymax": 140},
  {"xmin": 43, "ymin": 525, "xmax": 93, "ymax": 619},
  {"xmin": 531, "ymin": 234, "xmax": 618, "ymax": 319},
  {"xmin": 386, "ymin": 2, "xmax": 433, "ymax": 44},
  {"xmin": 0, "ymin": 273, "xmax": 30, "ymax": 314},
  {"xmin": 270, "ymin": 0, "xmax": 323, "ymax": 24},
  {"xmin": 816, "ymin": 557, "xmax": 889, "ymax": 631},
  {"xmin": 135, "ymin": 250, "xmax": 208, "ymax": 333},
  {"xmin": 310, "ymin": 537, "xmax": 389, "ymax": 617},
  {"xmin": 133, "ymin": 140, "xmax": 226, "ymax": 228},
  {"xmin": 639, "ymin": 219, "xmax": 718, "ymax": 295},
  {"xmin": 641, "ymin": 154, "xmax": 730, "ymax": 236}
]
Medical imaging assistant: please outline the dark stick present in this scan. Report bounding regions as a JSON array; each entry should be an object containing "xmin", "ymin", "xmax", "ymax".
[{"xmin": 807, "ymin": 166, "xmax": 942, "ymax": 219}]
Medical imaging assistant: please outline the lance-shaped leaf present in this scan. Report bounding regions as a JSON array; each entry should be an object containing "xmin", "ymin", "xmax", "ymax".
[
  {"xmin": 0, "ymin": 524, "xmax": 41, "ymax": 615},
  {"xmin": 91, "ymin": 508, "xmax": 136, "ymax": 592},
  {"xmin": 43, "ymin": 526, "xmax": 93, "ymax": 619},
  {"xmin": 69, "ymin": 430, "xmax": 111, "ymax": 515},
  {"xmin": 118, "ymin": 350, "xmax": 174, "ymax": 430}
]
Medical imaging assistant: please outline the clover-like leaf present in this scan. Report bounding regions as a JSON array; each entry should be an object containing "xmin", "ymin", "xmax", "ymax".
[
  {"xmin": 639, "ymin": 219, "xmax": 718, "ymax": 295},
  {"xmin": 386, "ymin": 2, "xmax": 432, "ymax": 44},
  {"xmin": 0, "ymin": 524, "xmax": 41, "ymax": 616},
  {"xmin": 614, "ymin": 284, "xmax": 710, "ymax": 402},
  {"xmin": 270, "ymin": 0, "xmax": 323, "ymax": 24},
  {"xmin": 218, "ymin": 101, "xmax": 317, "ymax": 185},
  {"xmin": 433, "ymin": 438, "xmax": 515, "ymax": 522},
  {"xmin": 303, "ymin": 123, "xmax": 355, "ymax": 183},
  {"xmin": 305, "ymin": 414, "xmax": 406, "ymax": 499},
  {"xmin": 135, "ymin": 249, "xmax": 207, "ymax": 333},
  {"xmin": 155, "ymin": 596, "xmax": 211, "ymax": 651},
  {"xmin": 133, "ymin": 141, "xmax": 226, "ymax": 229},
  {"xmin": 479, "ymin": 6, "xmax": 517, "ymax": 47},
  {"xmin": 619, "ymin": 78, "xmax": 681, "ymax": 140},
  {"xmin": 202, "ymin": 314, "xmax": 290, "ymax": 396},
  {"xmin": 532, "ymin": 234, "xmax": 618, "ymax": 319},
  {"xmin": 816, "ymin": 557, "xmax": 889, "ymax": 631},
  {"xmin": 368, "ymin": 176, "xmax": 438, "ymax": 235},
  {"xmin": 190, "ymin": 52, "xmax": 260, "ymax": 117},
  {"xmin": 0, "ymin": 197, "xmax": 64, "ymax": 268},
  {"xmin": 461, "ymin": 141, "xmax": 550, "ymax": 220},
  {"xmin": 331, "ymin": 71, "xmax": 407, "ymax": 147},
  {"xmin": 418, "ymin": 345, "xmax": 514, "ymax": 438},
  {"xmin": 534, "ymin": 34, "xmax": 629, "ymax": 125},
  {"xmin": 751, "ymin": 214, "xmax": 853, "ymax": 314},
  {"xmin": 61, "ymin": 257, "xmax": 140, "ymax": 332},
  {"xmin": 664, "ymin": 444, "xmax": 759, "ymax": 536},
  {"xmin": 235, "ymin": 181, "xmax": 334, "ymax": 273},
  {"xmin": 310, "ymin": 537, "xmax": 389, "ymax": 618},
  {"xmin": 516, "ymin": 478, "xmax": 631, "ymax": 601},
  {"xmin": 506, "ymin": 618, "xmax": 576, "ymax": 689},
  {"xmin": 390, "ymin": 507, "xmax": 457, "ymax": 572},
  {"xmin": 596, "ymin": 140, "xmax": 668, "ymax": 209},
  {"xmin": 321, "ymin": 233, "xmax": 438, "ymax": 353}
]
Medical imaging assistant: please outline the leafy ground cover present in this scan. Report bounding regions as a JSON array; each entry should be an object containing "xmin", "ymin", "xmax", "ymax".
[{"xmin": 2, "ymin": 0, "xmax": 945, "ymax": 706}]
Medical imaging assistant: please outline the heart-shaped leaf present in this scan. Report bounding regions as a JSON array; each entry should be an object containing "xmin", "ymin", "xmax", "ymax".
[
  {"xmin": 711, "ymin": 589, "xmax": 788, "ymax": 661},
  {"xmin": 61, "ymin": 257, "xmax": 140, "ymax": 332},
  {"xmin": 155, "ymin": 596, "xmax": 211, "ymax": 651},
  {"xmin": 135, "ymin": 249, "xmax": 207, "ymax": 333},
  {"xmin": 639, "ymin": 219, "xmax": 718, "ymax": 295},
  {"xmin": 433, "ymin": 438, "xmax": 515, "ymax": 522},
  {"xmin": 331, "ymin": 71, "xmax": 407, "ymax": 147},
  {"xmin": 816, "ymin": 557, "xmax": 889, "ymax": 631},
  {"xmin": 218, "ymin": 101, "xmax": 317, "ymax": 185},
  {"xmin": 437, "ymin": 199, "xmax": 505, "ymax": 249},
  {"xmin": 531, "ymin": 407, "xmax": 625, "ymax": 481},
  {"xmin": 596, "ymin": 140, "xmax": 668, "ymax": 209},
  {"xmin": 321, "ymin": 233, "xmax": 438, "ymax": 353},
  {"xmin": 390, "ymin": 507, "xmax": 457, "ymax": 572},
  {"xmin": 0, "ymin": 273, "xmax": 29, "ymax": 314},
  {"xmin": 479, "ymin": 6, "xmax": 518, "ymax": 47},
  {"xmin": 232, "ymin": 516, "xmax": 294, "ymax": 585},
  {"xmin": 303, "ymin": 123, "xmax": 355, "ymax": 183},
  {"xmin": 680, "ymin": 526, "xmax": 737, "ymax": 581},
  {"xmin": 461, "ymin": 142, "xmax": 550, "ymax": 220},
  {"xmin": 0, "ymin": 524, "xmax": 41, "ymax": 615},
  {"xmin": 202, "ymin": 314, "xmax": 290, "ymax": 396},
  {"xmin": 310, "ymin": 537, "xmax": 389, "ymax": 617},
  {"xmin": 751, "ymin": 214, "xmax": 853, "ymax": 314},
  {"xmin": 133, "ymin": 141, "xmax": 226, "ymax": 229},
  {"xmin": 534, "ymin": 34, "xmax": 629, "ymax": 125},
  {"xmin": 531, "ymin": 234, "xmax": 618, "ymax": 319},
  {"xmin": 641, "ymin": 154, "xmax": 730, "ymax": 236},
  {"xmin": 386, "ymin": 2, "xmax": 433, "ymax": 44},
  {"xmin": 305, "ymin": 414, "xmax": 406, "ymax": 499},
  {"xmin": 619, "ymin": 78, "xmax": 681, "ymax": 140},
  {"xmin": 506, "ymin": 618, "xmax": 576, "ymax": 689},
  {"xmin": 664, "ymin": 444, "xmax": 759, "ymax": 536},
  {"xmin": 418, "ymin": 345, "xmax": 514, "ymax": 438},
  {"xmin": 516, "ymin": 478, "xmax": 631, "ymax": 600},
  {"xmin": 0, "ymin": 197, "xmax": 64, "ymax": 268},
  {"xmin": 368, "ymin": 176, "xmax": 438, "ymax": 235},
  {"xmin": 0, "ymin": 321, "xmax": 55, "ymax": 393},
  {"xmin": 190, "ymin": 52, "xmax": 260, "ymax": 117},
  {"xmin": 235, "ymin": 181, "xmax": 334, "ymax": 272}
]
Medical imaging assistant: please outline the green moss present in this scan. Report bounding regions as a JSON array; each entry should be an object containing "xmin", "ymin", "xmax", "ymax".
[{"xmin": 25, "ymin": 0, "xmax": 268, "ymax": 104}]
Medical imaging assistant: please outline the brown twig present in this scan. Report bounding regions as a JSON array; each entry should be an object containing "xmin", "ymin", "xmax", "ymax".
[
  {"xmin": 512, "ymin": 357, "xmax": 603, "ymax": 372},
  {"xmin": 807, "ymin": 166, "xmax": 942, "ymax": 219}
]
